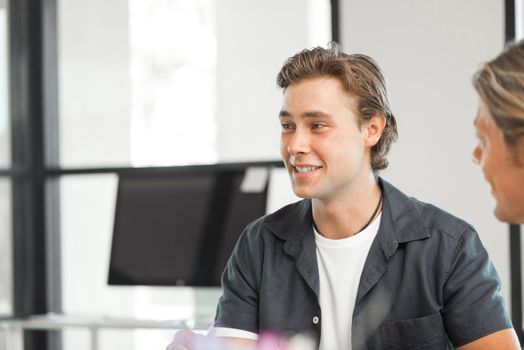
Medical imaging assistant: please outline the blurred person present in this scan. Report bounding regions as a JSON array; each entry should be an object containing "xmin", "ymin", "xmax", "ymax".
[
  {"xmin": 473, "ymin": 39, "xmax": 524, "ymax": 224},
  {"xmin": 168, "ymin": 43, "xmax": 519, "ymax": 350}
]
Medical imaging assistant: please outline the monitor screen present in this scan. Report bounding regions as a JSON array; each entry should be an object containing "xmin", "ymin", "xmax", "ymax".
[{"xmin": 108, "ymin": 164, "xmax": 278, "ymax": 286}]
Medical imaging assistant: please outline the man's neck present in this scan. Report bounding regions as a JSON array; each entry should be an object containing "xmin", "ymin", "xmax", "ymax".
[{"xmin": 312, "ymin": 175, "xmax": 382, "ymax": 240}]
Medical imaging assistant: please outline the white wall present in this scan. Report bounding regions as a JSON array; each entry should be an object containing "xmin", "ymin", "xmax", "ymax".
[{"xmin": 340, "ymin": 0, "xmax": 511, "ymax": 308}]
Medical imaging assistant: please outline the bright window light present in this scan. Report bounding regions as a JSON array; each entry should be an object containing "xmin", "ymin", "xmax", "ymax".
[{"xmin": 129, "ymin": 0, "xmax": 217, "ymax": 166}]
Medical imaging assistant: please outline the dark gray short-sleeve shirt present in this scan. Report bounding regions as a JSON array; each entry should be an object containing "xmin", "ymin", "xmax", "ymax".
[{"xmin": 215, "ymin": 179, "xmax": 512, "ymax": 349}]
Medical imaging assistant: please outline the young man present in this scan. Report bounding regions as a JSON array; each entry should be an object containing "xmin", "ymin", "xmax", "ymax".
[
  {"xmin": 169, "ymin": 45, "xmax": 519, "ymax": 349},
  {"xmin": 472, "ymin": 39, "xmax": 524, "ymax": 224}
]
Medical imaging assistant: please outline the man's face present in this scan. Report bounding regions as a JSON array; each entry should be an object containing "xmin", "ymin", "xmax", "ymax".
[
  {"xmin": 279, "ymin": 77, "xmax": 372, "ymax": 201},
  {"xmin": 473, "ymin": 99, "xmax": 524, "ymax": 223}
]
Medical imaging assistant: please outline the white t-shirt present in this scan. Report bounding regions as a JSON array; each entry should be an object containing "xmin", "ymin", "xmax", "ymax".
[
  {"xmin": 212, "ymin": 213, "xmax": 382, "ymax": 349},
  {"xmin": 315, "ymin": 212, "xmax": 381, "ymax": 350}
]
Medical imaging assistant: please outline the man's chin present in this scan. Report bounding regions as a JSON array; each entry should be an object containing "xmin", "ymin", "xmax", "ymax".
[
  {"xmin": 293, "ymin": 192, "xmax": 312, "ymax": 199},
  {"xmin": 291, "ymin": 187, "xmax": 314, "ymax": 199},
  {"xmin": 494, "ymin": 204, "xmax": 523, "ymax": 224}
]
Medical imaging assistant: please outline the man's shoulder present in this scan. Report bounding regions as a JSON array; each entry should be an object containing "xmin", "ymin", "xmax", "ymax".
[
  {"xmin": 382, "ymin": 178, "xmax": 475, "ymax": 242},
  {"xmin": 409, "ymin": 197, "xmax": 474, "ymax": 240}
]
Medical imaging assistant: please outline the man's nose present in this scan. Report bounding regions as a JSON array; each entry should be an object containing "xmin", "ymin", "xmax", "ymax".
[
  {"xmin": 287, "ymin": 128, "xmax": 310, "ymax": 155},
  {"xmin": 472, "ymin": 145, "xmax": 481, "ymax": 165}
]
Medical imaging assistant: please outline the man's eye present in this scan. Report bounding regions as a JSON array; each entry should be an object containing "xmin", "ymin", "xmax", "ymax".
[
  {"xmin": 281, "ymin": 123, "xmax": 294, "ymax": 129},
  {"xmin": 312, "ymin": 123, "xmax": 325, "ymax": 129}
]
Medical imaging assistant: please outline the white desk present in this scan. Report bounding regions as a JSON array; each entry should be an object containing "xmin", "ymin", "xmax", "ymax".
[{"xmin": 0, "ymin": 313, "xmax": 212, "ymax": 350}]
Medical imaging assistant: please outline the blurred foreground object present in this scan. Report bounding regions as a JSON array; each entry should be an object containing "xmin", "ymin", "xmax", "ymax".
[{"xmin": 166, "ymin": 330, "xmax": 315, "ymax": 350}]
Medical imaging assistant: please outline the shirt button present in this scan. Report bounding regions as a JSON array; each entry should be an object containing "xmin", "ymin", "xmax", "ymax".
[{"xmin": 312, "ymin": 316, "xmax": 319, "ymax": 324}]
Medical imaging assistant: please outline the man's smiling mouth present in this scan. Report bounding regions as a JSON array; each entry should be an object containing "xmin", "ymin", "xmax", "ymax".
[{"xmin": 295, "ymin": 166, "xmax": 321, "ymax": 174}]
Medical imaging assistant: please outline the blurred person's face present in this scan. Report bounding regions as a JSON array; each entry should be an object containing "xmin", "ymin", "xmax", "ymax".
[
  {"xmin": 279, "ymin": 77, "xmax": 381, "ymax": 202},
  {"xmin": 473, "ymin": 99, "xmax": 524, "ymax": 223}
]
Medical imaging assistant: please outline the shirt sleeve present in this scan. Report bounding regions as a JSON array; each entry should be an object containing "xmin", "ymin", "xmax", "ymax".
[
  {"xmin": 215, "ymin": 221, "xmax": 262, "ymax": 333},
  {"xmin": 209, "ymin": 326, "xmax": 259, "ymax": 340},
  {"xmin": 441, "ymin": 226, "xmax": 513, "ymax": 346}
]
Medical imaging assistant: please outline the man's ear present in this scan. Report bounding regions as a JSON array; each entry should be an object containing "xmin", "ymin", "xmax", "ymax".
[{"xmin": 364, "ymin": 115, "xmax": 386, "ymax": 147}]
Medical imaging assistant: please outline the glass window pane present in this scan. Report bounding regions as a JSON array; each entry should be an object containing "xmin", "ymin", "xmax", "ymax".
[
  {"xmin": 58, "ymin": 1, "xmax": 331, "ymax": 348},
  {"xmin": 0, "ymin": 0, "xmax": 10, "ymax": 168},
  {"xmin": 0, "ymin": 178, "xmax": 12, "ymax": 316},
  {"xmin": 57, "ymin": 0, "xmax": 330, "ymax": 168}
]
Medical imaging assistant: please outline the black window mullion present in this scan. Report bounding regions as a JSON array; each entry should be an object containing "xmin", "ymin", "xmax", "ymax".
[
  {"xmin": 9, "ymin": 0, "xmax": 59, "ymax": 348},
  {"xmin": 510, "ymin": 223, "xmax": 523, "ymax": 344},
  {"xmin": 10, "ymin": 0, "xmax": 48, "ymax": 317},
  {"xmin": 331, "ymin": 0, "xmax": 340, "ymax": 43}
]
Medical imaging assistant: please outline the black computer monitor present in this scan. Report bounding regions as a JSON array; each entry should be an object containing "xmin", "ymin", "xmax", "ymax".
[{"xmin": 108, "ymin": 162, "xmax": 282, "ymax": 286}]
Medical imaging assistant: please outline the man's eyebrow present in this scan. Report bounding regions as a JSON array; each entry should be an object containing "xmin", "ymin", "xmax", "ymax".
[
  {"xmin": 304, "ymin": 111, "xmax": 333, "ymax": 118},
  {"xmin": 279, "ymin": 110, "xmax": 291, "ymax": 118},
  {"xmin": 279, "ymin": 110, "xmax": 333, "ymax": 118}
]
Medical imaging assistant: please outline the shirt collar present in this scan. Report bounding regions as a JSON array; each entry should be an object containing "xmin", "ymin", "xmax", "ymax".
[{"xmin": 262, "ymin": 177, "xmax": 430, "ymax": 248}]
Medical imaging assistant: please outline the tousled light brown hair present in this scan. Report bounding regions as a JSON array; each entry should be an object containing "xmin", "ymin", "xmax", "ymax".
[
  {"xmin": 276, "ymin": 42, "xmax": 398, "ymax": 172},
  {"xmin": 474, "ymin": 39, "xmax": 524, "ymax": 147}
]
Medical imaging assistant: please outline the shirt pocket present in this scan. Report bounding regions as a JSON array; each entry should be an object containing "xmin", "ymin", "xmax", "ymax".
[{"xmin": 380, "ymin": 312, "xmax": 449, "ymax": 350}]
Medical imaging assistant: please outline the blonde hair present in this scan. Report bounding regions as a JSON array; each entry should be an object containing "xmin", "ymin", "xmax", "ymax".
[
  {"xmin": 473, "ymin": 39, "xmax": 524, "ymax": 147},
  {"xmin": 276, "ymin": 43, "xmax": 398, "ymax": 172}
]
